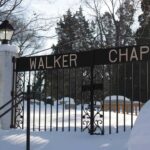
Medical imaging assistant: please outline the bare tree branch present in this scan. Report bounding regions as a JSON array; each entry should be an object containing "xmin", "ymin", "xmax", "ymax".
[{"xmin": 0, "ymin": 0, "xmax": 58, "ymax": 55}]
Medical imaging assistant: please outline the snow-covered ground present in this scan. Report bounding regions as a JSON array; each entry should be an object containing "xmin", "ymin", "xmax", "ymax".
[
  {"xmin": 0, "ymin": 99, "xmax": 149, "ymax": 150},
  {"xmin": 0, "ymin": 129, "xmax": 130, "ymax": 150},
  {"xmin": 128, "ymin": 100, "xmax": 150, "ymax": 150},
  {"xmin": 22, "ymin": 99, "xmax": 137, "ymax": 134}
]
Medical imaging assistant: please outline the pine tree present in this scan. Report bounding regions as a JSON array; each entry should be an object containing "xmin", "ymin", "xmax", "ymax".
[
  {"xmin": 133, "ymin": 0, "xmax": 150, "ymax": 102},
  {"xmin": 118, "ymin": 0, "xmax": 150, "ymax": 102},
  {"xmin": 89, "ymin": 0, "xmax": 135, "ymax": 48},
  {"xmin": 136, "ymin": 0, "xmax": 150, "ymax": 45},
  {"xmin": 101, "ymin": 12, "xmax": 115, "ymax": 47},
  {"xmin": 99, "ymin": 0, "xmax": 136, "ymax": 97},
  {"xmin": 116, "ymin": 0, "xmax": 135, "ymax": 46},
  {"xmin": 47, "ymin": 8, "xmax": 95, "ymax": 100},
  {"xmin": 52, "ymin": 7, "xmax": 94, "ymax": 54}
]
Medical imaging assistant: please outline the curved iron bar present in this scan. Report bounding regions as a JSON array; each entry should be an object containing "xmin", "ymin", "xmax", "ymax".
[
  {"xmin": 82, "ymin": 106, "xmax": 91, "ymax": 131},
  {"xmin": 82, "ymin": 103, "xmax": 103, "ymax": 134}
]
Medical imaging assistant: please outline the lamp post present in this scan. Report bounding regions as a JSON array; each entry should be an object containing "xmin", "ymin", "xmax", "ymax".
[
  {"xmin": 0, "ymin": 20, "xmax": 18, "ymax": 130},
  {"xmin": 0, "ymin": 20, "xmax": 14, "ymax": 44}
]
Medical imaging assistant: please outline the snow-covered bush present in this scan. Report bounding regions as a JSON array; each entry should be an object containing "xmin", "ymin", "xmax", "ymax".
[
  {"xmin": 59, "ymin": 97, "xmax": 75, "ymax": 105},
  {"xmin": 104, "ymin": 95, "xmax": 130, "ymax": 102}
]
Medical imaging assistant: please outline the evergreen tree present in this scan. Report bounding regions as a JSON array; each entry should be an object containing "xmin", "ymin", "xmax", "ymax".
[
  {"xmin": 98, "ymin": 0, "xmax": 136, "ymax": 97},
  {"xmin": 101, "ymin": 12, "xmax": 115, "ymax": 47},
  {"xmin": 49, "ymin": 8, "xmax": 96, "ymax": 100},
  {"xmin": 132, "ymin": 0, "xmax": 150, "ymax": 102},
  {"xmin": 86, "ymin": 0, "xmax": 136, "ymax": 48},
  {"xmin": 31, "ymin": 71, "xmax": 45, "ymax": 100},
  {"xmin": 52, "ymin": 7, "xmax": 94, "ymax": 54},
  {"xmin": 115, "ymin": 0, "xmax": 135, "ymax": 46},
  {"xmin": 118, "ymin": 0, "xmax": 150, "ymax": 102},
  {"xmin": 136, "ymin": 0, "xmax": 150, "ymax": 45},
  {"xmin": 114, "ymin": 0, "xmax": 136, "ymax": 96}
]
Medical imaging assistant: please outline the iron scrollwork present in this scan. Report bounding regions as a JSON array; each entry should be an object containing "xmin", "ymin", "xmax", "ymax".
[
  {"xmin": 82, "ymin": 102, "xmax": 103, "ymax": 135},
  {"xmin": 14, "ymin": 72, "xmax": 25, "ymax": 128},
  {"xmin": 82, "ymin": 65, "xmax": 104, "ymax": 135}
]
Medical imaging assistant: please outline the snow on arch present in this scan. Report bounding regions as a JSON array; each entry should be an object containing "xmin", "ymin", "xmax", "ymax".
[
  {"xmin": 59, "ymin": 97, "xmax": 75, "ymax": 104},
  {"xmin": 104, "ymin": 95, "xmax": 130, "ymax": 102},
  {"xmin": 128, "ymin": 100, "xmax": 150, "ymax": 150}
]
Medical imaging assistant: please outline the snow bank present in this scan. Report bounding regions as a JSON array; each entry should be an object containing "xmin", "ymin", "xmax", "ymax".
[
  {"xmin": 105, "ymin": 95, "xmax": 130, "ymax": 102},
  {"xmin": 128, "ymin": 100, "xmax": 150, "ymax": 150},
  {"xmin": 59, "ymin": 97, "xmax": 75, "ymax": 104}
]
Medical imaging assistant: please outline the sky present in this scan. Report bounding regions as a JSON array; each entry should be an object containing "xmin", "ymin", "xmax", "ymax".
[
  {"xmin": 23, "ymin": 0, "xmax": 142, "ymax": 25},
  {"xmin": 23, "ymin": 0, "xmax": 82, "ymax": 18}
]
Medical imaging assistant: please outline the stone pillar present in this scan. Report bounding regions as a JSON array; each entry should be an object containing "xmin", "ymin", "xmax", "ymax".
[{"xmin": 0, "ymin": 44, "xmax": 18, "ymax": 130}]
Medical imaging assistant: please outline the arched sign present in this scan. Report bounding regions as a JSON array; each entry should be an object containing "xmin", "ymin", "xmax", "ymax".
[{"xmin": 16, "ymin": 45, "xmax": 150, "ymax": 71}]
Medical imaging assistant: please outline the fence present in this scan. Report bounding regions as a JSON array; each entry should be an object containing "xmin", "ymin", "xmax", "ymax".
[{"xmin": 10, "ymin": 45, "xmax": 150, "ymax": 135}]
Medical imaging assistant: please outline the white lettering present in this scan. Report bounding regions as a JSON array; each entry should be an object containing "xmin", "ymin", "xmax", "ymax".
[
  {"xmin": 140, "ymin": 46, "xmax": 149, "ymax": 60},
  {"xmin": 62, "ymin": 55, "xmax": 68, "ymax": 68},
  {"xmin": 30, "ymin": 58, "xmax": 37, "ymax": 70},
  {"xmin": 119, "ymin": 48, "xmax": 128, "ymax": 62},
  {"xmin": 70, "ymin": 54, "xmax": 77, "ymax": 67},
  {"xmin": 38, "ymin": 57, "xmax": 44, "ymax": 69},
  {"xmin": 130, "ymin": 47, "xmax": 138, "ymax": 61},
  {"xmin": 54, "ymin": 56, "xmax": 61, "ymax": 68},
  {"xmin": 109, "ymin": 49, "xmax": 117, "ymax": 63}
]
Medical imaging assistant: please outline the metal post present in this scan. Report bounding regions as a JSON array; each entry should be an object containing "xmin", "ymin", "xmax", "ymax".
[
  {"xmin": 26, "ymin": 84, "xmax": 30, "ymax": 150},
  {"xmin": 89, "ymin": 51, "xmax": 94, "ymax": 135},
  {"xmin": 90, "ymin": 64, "xmax": 94, "ymax": 135},
  {"xmin": 10, "ymin": 57, "xmax": 15, "ymax": 128}
]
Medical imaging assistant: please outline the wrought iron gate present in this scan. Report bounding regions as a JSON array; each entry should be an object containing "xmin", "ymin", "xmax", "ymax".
[{"xmin": 11, "ymin": 45, "xmax": 150, "ymax": 135}]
